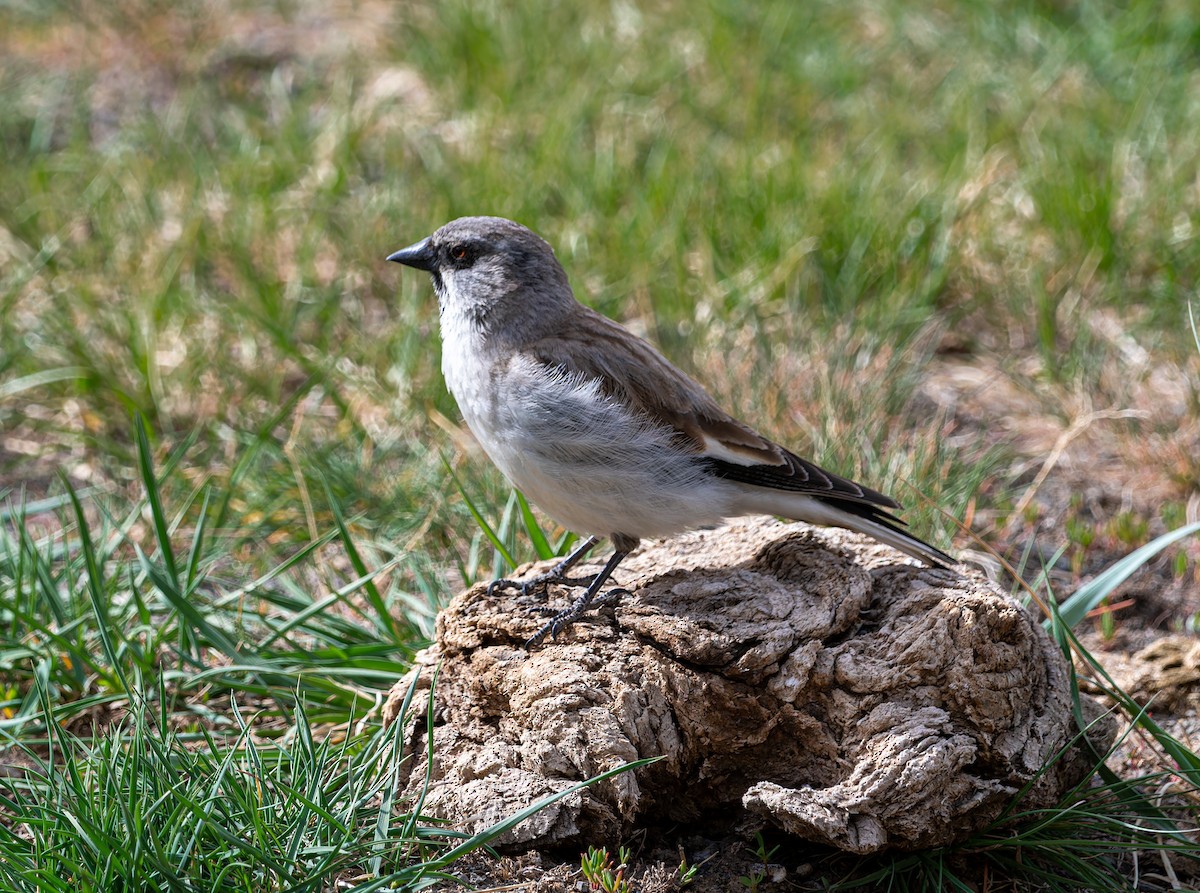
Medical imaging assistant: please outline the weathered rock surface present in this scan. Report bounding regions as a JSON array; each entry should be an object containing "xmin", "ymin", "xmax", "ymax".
[
  {"xmin": 1097, "ymin": 633, "xmax": 1200, "ymax": 713},
  {"xmin": 382, "ymin": 517, "xmax": 1113, "ymax": 854}
]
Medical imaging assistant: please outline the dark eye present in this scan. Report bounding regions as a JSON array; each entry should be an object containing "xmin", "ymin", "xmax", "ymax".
[{"xmin": 449, "ymin": 243, "xmax": 468, "ymax": 262}]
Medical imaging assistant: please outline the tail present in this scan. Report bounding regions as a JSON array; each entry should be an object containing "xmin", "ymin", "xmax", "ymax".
[{"xmin": 732, "ymin": 490, "xmax": 954, "ymax": 567}]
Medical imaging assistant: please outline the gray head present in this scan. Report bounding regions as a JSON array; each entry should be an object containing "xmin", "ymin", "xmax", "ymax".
[{"xmin": 388, "ymin": 216, "xmax": 574, "ymax": 334}]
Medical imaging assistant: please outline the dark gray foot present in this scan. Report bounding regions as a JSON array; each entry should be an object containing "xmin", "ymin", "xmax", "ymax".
[
  {"xmin": 485, "ymin": 535, "xmax": 601, "ymax": 599},
  {"xmin": 526, "ymin": 594, "xmax": 609, "ymax": 649},
  {"xmin": 532, "ymin": 585, "xmax": 627, "ymax": 617},
  {"xmin": 486, "ymin": 567, "xmax": 580, "ymax": 599},
  {"xmin": 523, "ymin": 548, "xmax": 631, "ymax": 649}
]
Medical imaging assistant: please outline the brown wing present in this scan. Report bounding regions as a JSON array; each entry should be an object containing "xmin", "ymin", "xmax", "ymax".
[{"xmin": 524, "ymin": 306, "xmax": 900, "ymax": 510}]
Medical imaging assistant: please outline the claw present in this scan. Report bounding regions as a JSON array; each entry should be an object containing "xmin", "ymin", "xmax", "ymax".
[
  {"xmin": 524, "ymin": 613, "xmax": 565, "ymax": 649},
  {"xmin": 486, "ymin": 576, "xmax": 560, "ymax": 598},
  {"xmin": 485, "ymin": 569, "xmax": 583, "ymax": 600},
  {"xmin": 474, "ymin": 539, "xmax": 634, "ymax": 650},
  {"xmin": 525, "ymin": 586, "xmax": 629, "ymax": 644},
  {"xmin": 591, "ymin": 587, "xmax": 628, "ymax": 609},
  {"xmin": 522, "ymin": 550, "xmax": 631, "ymax": 649},
  {"xmin": 485, "ymin": 577, "xmax": 522, "ymax": 598},
  {"xmin": 483, "ymin": 535, "xmax": 604, "ymax": 603},
  {"xmin": 525, "ymin": 608, "xmax": 579, "ymax": 648}
]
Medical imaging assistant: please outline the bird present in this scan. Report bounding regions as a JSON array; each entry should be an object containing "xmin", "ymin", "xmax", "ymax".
[{"xmin": 387, "ymin": 216, "xmax": 953, "ymax": 646}]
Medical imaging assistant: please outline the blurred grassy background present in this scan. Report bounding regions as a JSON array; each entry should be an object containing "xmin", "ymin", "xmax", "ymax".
[
  {"xmin": 3, "ymin": 1, "xmax": 1200, "ymax": 887},
  {"xmin": 2, "ymin": 0, "xmax": 1199, "ymax": 601}
]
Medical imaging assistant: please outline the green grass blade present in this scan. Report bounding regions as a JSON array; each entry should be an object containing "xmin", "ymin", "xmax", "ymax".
[
  {"xmin": 368, "ymin": 697, "xmax": 411, "ymax": 877},
  {"xmin": 134, "ymin": 544, "xmax": 253, "ymax": 665},
  {"xmin": 515, "ymin": 490, "xmax": 554, "ymax": 560},
  {"xmin": 16, "ymin": 516, "xmax": 69, "ymax": 628},
  {"xmin": 183, "ymin": 484, "xmax": 212, "ymax": 594},
  {"xmin": 134, "ymin": 414, "xmax": 181, "ymax": 585},
  {"xmin": 323, "ymin": 478, "xmax": 399, "ymax": 641},
  {"xmin": 1, "ymin": 489, "xmax": 98, "ymax": 522},
  {"xmin": 400, "ymin": 663, "xmax": 442, "ymax": 845},
  {"xmin": 63, "ymin": 476, "xmax": 130, "ymax": 695},
  {"xmin": 0, "ymin": 366, "xmax": 89, "ymax": 401},
  {"xmin": 440, "ymin": 454, "xmax": 516, "ymax": 571},
  {"xmin": 1055, "ymin": 520, "xmax": 1200, "ymax": 628}
]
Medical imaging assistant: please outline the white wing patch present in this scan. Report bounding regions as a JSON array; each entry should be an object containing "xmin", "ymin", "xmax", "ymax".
[{"xmin": 697, "ymin": 432, "xmax": 787, "ymax": 467}]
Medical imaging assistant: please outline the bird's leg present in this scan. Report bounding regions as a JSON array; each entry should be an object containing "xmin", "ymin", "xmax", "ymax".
[
  {"xmin": 525, "ymin": 548, "xmax": 630, "ymax": 649},
  {"xmin": 486, "ymin": 535, "xmax": 600, "ymax": 598}
]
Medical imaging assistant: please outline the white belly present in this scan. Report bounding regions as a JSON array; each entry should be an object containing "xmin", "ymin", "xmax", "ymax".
[{"xmin": 443, "ymin": 345, "xmax": 732, "ymax": 540}]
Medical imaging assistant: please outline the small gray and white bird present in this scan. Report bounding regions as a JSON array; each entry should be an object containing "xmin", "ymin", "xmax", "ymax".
[{"xmin": 388, "ymin": 216, "xmax": 952, "ymax": 645}]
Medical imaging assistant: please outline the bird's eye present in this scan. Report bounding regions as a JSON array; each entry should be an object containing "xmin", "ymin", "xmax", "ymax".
[{"xmin": 450, "ymin": 244, "xmax": 468, "ymax": 261}]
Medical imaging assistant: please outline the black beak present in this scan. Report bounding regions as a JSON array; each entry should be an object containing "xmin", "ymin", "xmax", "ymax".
[{"xmin": 386, "ymin": 237, "xmax": 436, "ymax": 271}]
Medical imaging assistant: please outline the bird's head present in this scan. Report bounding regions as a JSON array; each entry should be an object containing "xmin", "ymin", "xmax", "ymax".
[{"xmin": 388, "ymin": 216, "xmax": 573, "ymax": 334}]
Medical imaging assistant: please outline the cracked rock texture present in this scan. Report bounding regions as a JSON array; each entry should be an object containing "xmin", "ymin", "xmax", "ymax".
[{"xmin": 382, "ymin": 517, "xmax": 1113, "ymax": 854}]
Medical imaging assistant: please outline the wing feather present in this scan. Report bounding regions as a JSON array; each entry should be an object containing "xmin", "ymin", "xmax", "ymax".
[{"xmin": 523, "ymin": 307, "xmax": 900, "ymax": 511}]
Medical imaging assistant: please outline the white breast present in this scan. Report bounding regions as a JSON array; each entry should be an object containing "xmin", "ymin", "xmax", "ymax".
[{"xmin": 439, "ymin": 323, "xmax": 733, "ymax": 540}]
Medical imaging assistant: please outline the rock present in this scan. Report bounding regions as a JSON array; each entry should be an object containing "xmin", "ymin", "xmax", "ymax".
[
  {"xmin": 1100, "ymin": 634, "xmax": 1200, "ymax": 714},
  {"xmin": 382, "ymin": 517, "xmax": 1113, "ymax": 854}
]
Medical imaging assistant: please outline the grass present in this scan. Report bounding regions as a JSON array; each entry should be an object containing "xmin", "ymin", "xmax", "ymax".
[
  {"xmin": 1, "ymin": 418, "xmax": 424, "ymax": 733},
  {"xmin": 0, "ymin": 418, "xmax": 648, "ymax": 890},
  {"xmin": 1, "ymin": 689, "xmax": 421, "ymax": 892},
  {"xmin": 2, "ymin": 0, "xmax": 1200, "ymax": 888},
  {"xmin": 7, "ymin": 449, "xmax": 1199, "ymax": 890},
  {"xmin": 0, "ymin": 430, "xmax": 423, "ymax": 890}
]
